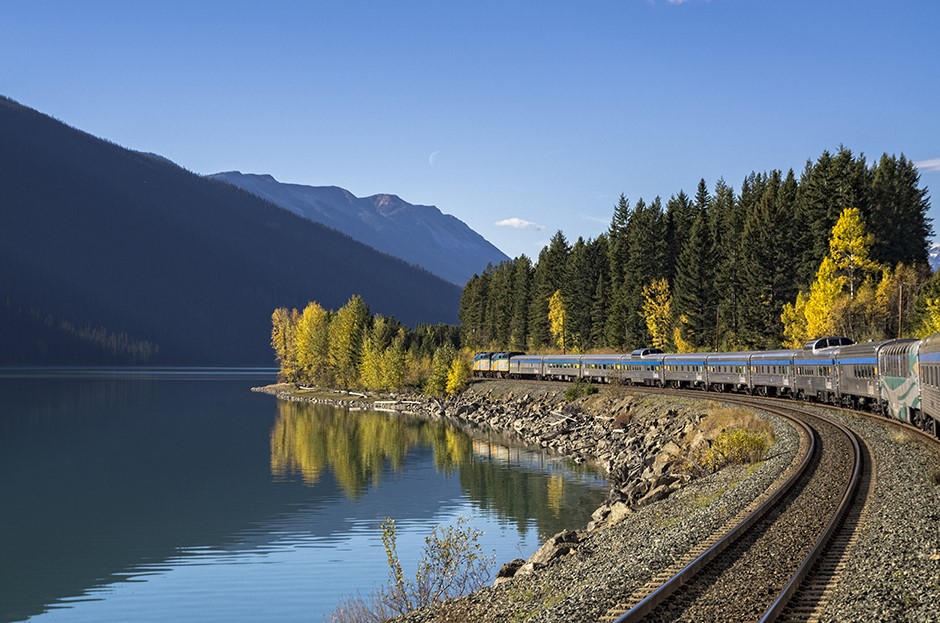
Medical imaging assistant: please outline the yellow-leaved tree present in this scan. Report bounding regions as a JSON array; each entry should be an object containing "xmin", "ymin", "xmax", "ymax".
[
  {"xmin": 547, "ymin": 289, "xmax": 567, "ymax": 352},
  {"xmin": 445, "ymin": 354, "xmax": 471, "ymax": 395},
  {"xmin": 918, "ymin": 298, "xmax": 940, "ymax": 338},
  {"xmin": 782, "ymin": 208, "xmax": 884, "ymax": 345},
  {"xmin": 829, "ymin": 207, "xmax": 882, "ymax": 299},
  {"xmin": 641, "ymin": 278, "xmax": 673, "ymax": 350}
]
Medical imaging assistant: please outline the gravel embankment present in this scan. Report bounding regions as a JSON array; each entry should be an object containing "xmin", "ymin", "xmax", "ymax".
[
  {"xmin": 807, "ymin": 407, "xmax": 940, "ymax": 623},
  {"xmin": 388, "ymin": 382, "xmax": 801, "ymax": 622}
]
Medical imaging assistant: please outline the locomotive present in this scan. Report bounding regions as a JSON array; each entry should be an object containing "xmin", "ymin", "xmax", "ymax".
[{"xmin": 473, "ymin": 334, "xmax": 940, "ymax": 438}]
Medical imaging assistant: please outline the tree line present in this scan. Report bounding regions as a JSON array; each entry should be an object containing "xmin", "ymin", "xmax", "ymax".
[
  {"xmin": 271, "ymin": 295, "xmax": 470, "ymax": 394},
  {"xmin": 460, "ymin": 147, "xmax": 936, "ymax": 353}
]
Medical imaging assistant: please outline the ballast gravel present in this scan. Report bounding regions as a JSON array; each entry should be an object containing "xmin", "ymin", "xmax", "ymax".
[{"xmin": 807, "ymin": 407, "xmax": 940, "ymax": 623}]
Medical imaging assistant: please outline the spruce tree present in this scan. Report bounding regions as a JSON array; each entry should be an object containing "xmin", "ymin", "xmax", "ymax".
[
  {"xmin": 527, "ymin": 231, "xmax": 570, "ymax": 349},
  {"xmin": 605, "ymin": 195, "xmax": 632, "ymax": 349},
  {"xmin": 673, "ymin": 208, "xmax": 714, "ymax": 348},
  {"xmin": 508, "ymin": 255, "xmax": 533, "ymax": 350}
]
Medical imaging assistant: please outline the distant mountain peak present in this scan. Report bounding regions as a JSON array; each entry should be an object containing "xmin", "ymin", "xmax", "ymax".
[{"xmin": 210, "ymin": 171, "xmax": 508, "ymax": 285}]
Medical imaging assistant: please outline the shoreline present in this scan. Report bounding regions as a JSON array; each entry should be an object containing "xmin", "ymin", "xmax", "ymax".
[{"xmin": 253, "ymin": 380, "xmax": 801, "ymax": 620}]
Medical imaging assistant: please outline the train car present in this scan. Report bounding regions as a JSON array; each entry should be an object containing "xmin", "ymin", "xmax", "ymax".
[
  {"xmin": 878, "ymin": 339, "xmax": 921, "ymax": 424},
  {"xmin": 916, "ymin": 333, "xmax": 940, "ymax": 436},
  {"xmin": 662, "ymin": 353, "xmax": 707, "ymax": 389},
  {"xmin": 472, "ymin": 352, "xmax": 495, "ymax": 377},
  {"xmin": 542, "ymin": 355, "xmax": 583, "ymax": 381},
  {"xmin": 491, "ymin": 352, "xmax": 523, "ymax": 377},
  {"xmin": 623, "ymin": 349, "xmax": 665, "ymax": 386},
  {"xmin": 508, "ymin": 354, "xmax": 544, "ymax": 379},
  {"xmin": 832, "ymin": 341, "xmax": 884, "ymax": 409},
  {"xmin": 748, "ymin": 350, "xmax": 796, "ymax": 397},
  {"xmin": 792, "ymin": 346, "xmax": 839, "ymax": 402},
  {"xmin": 580, "ymin": 354, "xmax": 626, "ymax": 383},
  {"xmin": 705, "ymin": 351, "xmax": 753, "ymax": 392}
]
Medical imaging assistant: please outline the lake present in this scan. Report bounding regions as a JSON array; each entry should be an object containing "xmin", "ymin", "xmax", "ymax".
[{"xmin": 0, "ymin": 371, "xmax": 607, "ymax": 622}]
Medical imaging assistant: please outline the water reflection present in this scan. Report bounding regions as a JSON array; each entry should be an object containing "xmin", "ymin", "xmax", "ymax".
[
  {"xmin": 269, "ymin": 401, "xmax": 606, "ymax": 538},
  {"xmin": 0, "ymin": 378, "xmax": 606, "ymax": 623}
]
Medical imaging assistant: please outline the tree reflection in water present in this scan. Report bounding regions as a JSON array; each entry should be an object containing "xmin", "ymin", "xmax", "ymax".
[{"xmin": 269, "ymin": 401, "xmax": 607, "ymax": 539}]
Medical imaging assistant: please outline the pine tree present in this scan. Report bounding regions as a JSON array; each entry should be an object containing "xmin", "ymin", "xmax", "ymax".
[
  {"xmin": 868, "ymin": 153, "xmax": 932, "ymax": 267},
  {"xmin": 528, "ymin": 232, "xmax": 570, "ymax": 349},
  {"xmin": 664, "ymin": 191, "xmax": 695, "ymax": 282},
  {"xmin": 605, "ymin": 195, "xmax": 632, "ymax": 349},
  {"xmin": 509, "ymin": 256, "xmax": 533, "ymax": 350},
  {"xmin": 710, "ymin": 178, "xmax": 744, "ymax": 349},
  {"xmin": 673, "ymin": 207, "xmax": 713, "ymax": 348},
  {"xmin": 563, "ymin": 238, "xmax": 593, "ymax": 350}
]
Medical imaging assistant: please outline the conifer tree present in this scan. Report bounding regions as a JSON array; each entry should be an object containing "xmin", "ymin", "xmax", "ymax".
[
  {"xmin": 605, "ymin": 195, "xmax": 632, "ymax": 349},
  {"xmin": 528, "ymin": 232, "xmax": 570, "ymax": 349},
  {"xmin": 868, "ymin": 154, "xmax": 932, "ymax": 267},
  {"xmin": 563, "ymin": 238, "xmax": 593, "ymax": 350},
  {"xmin": 509, "ymin": 256, "xmax": 533, "ymax": 350},
  {"xmin": 709, "ymin": 178, "xmax": 744, "ymax": 349},
  {"xmin": 664, "ymin": 191, "xmax": 695, "ymax": 282},
  {"xmin": 673, "ymin": 208, "xmax": 714, "ymax": 348}
]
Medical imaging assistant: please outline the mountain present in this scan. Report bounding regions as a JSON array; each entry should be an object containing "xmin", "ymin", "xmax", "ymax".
[
  {"xmin": 930, "ymin": 242, "xmax": 940, "ymax": 272},
  {"xmin": 209, "ymin": 171, "xmax": 509, "ymax": 285},
  {"xmin": 0, "ymin": 96, "xmax": 461, "ymax": 365}
]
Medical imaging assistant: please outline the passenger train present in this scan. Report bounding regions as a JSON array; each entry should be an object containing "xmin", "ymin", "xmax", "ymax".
[{"xmin": 473, "ymin": 335, "xmax": 940, "ymax": 438}]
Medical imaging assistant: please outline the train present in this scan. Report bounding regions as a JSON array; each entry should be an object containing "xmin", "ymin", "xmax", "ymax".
[{"xmin": 473, "ymin": 335, "xmax": 940, "ymax": 439}]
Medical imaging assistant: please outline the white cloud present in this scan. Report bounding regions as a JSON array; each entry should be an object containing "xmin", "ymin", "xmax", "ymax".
[
  {"xmin": 914, "ymin": 158, "xmax": 940, "ymax": 172},
  {"xmin": 495, "ymin": 217, "xmax": 544, "ymax": 231}
]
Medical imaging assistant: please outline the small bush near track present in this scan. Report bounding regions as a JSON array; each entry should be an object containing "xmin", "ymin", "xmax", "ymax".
[
  {"xmin": 683, "ymin": 406, "xmax": 775, "ymax": 475},
  {"xmin": 564, "ymin": 380, "xmax": 598, "ymax": 401}
]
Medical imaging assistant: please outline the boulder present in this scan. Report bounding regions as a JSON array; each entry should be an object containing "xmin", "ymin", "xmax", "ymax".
[{"xmin": 494, "ymin": 558, "xmax": 526, "ymax": 585}]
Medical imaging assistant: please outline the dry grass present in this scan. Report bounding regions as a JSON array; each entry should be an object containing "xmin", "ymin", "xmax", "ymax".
[{"xmin": 682, "ymin": 404, "xmax": 775, "ymax": 475}]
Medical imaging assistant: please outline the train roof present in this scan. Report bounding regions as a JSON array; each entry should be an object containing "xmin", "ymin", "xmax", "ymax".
[
  {"xmin": 803, "ymin": 336, "xmax": 854, "ymax": 351},
  {"xmin": 631, "ymin": 347, "xmax": 664, "ymax": 357}
]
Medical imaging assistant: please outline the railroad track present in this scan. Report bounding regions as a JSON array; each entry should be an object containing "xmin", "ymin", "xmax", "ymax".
[{"xmin": 598, "ymin": 391, "xmax": 866, "ymax": 623}]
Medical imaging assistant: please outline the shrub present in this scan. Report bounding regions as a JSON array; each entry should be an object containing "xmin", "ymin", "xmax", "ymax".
[
  {"xmin": 329, "ymin": 517, "xmax": 494, "ymax": 622},
  {"xmin": 564, "ymin": 380, "xmax": 598, "ymax": 401},
  {"xmin": 682, "ymin": 406, "xmax": 775, "ymax": 475}
]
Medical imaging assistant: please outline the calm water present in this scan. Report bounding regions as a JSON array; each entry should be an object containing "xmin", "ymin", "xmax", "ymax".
[{"xmin": 0, "ymin": 371, "xmax": 607, "ymax": 622}]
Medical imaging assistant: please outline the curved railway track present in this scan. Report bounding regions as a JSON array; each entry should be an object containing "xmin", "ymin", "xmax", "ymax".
[{"xmin": 598, "ymin": 391, "xmax": 867, "ymax": 623}]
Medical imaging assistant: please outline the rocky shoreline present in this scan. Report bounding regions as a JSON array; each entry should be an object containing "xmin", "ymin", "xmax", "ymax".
[{"xmin": 254, "ymin": 380, "xmax": 801, "ymax": 621}]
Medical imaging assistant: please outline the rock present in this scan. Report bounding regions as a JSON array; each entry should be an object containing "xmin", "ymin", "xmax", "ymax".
[
  {"xmin": 494, "ymin": 558, "xmax": 526, "ymax": 585},
  {"xmin": 637, "ymin": 483, "xmax": 671, "ymax": 506},
  {"xmin": 527, "ymin": 530, "xmax": 582, "ymax": 567}
]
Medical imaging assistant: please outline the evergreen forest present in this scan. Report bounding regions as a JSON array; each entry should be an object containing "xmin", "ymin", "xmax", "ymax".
[{"xmin": 459, "ymin": 147, "xmax": 937, "ymax": 353}]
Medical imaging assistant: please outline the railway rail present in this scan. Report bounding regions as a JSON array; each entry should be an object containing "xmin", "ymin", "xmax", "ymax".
[{"xmin": 597, "ymin": 391, "xmax": 866, "ymax": 623}]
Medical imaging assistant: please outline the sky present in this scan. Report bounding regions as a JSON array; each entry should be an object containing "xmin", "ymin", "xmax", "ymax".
[{"xmin": 2, "ymin": 1, "xmax": 939, "ymax": 260}]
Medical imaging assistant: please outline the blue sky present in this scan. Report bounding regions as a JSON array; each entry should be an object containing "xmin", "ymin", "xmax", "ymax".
[{"xmin": 2, "ymin": 1, "xmax": 938, "ymax": 260}]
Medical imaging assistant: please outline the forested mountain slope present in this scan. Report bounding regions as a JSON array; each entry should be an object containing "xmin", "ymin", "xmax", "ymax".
[{"xmin": 0, "ymin": 96, "xmax": 460, "ymax": 365}]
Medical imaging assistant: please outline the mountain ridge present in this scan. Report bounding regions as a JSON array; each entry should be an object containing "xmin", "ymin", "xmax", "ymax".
[{"xmin": 210, "ymin": 171, "xmax": 509, "ymax": 285}]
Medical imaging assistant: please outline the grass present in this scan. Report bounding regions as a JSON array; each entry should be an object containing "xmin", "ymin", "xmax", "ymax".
[{"xmin": 682, "ymin": 405, "xmax": 775, "ymax": 475}]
